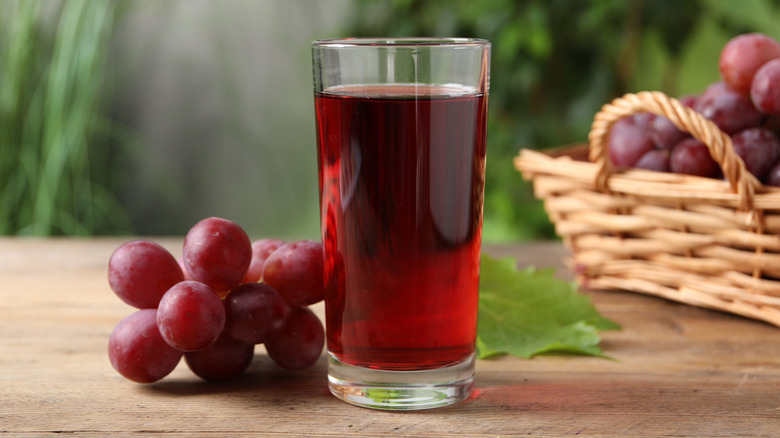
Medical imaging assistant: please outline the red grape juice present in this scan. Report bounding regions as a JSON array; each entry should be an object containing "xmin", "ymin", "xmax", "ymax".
[{"xmin": 316, "ymin": 84, "xmax": 487, "ymax": 371}]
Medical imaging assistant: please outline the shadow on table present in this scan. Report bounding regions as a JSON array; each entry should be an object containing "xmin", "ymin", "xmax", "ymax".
[{"xmin": 137, "ymin": 353, "xmax": 331, "ymax": 399}]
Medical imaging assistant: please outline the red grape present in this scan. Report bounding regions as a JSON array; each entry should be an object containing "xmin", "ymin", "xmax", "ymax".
[
  {"xmin": 635, "ymin": 149, "xmax": 670, "ymax": 172},
  {"xmin": 242, "ymin": 238, "xmax": 285, "ymax": 283},
  {"xmin": 731, "ymin": 127, "xmax": 780, "ymax": 179},
  {"xmin": 719, "ymin": 33, "xmax": 780, "ymax": 95},
  {"xmin": 108, "ymin": 240, "xmax": 184, "ymax": 309},
  {"xmin": 632, "ymin": 112, "xmax": 656, "ymax": 131},
  {"xmin": 108, "ymin": 309, "xmax": 183, "ymax": 383},
  {"xmin": 679, "ymin": 94, "xmax": 698, "ymax": 109},
  {"xmin": 607, "ymin": 116, "xmax": 654, "ymax": 167},
  {"xmin": 224, "ymin": 282, "xmax": 291, "ymax": 344},
  {"xmin": 698, "ymin": 81, "xmax": 731, "ymax": 103},
  {"xmin": 751, "ymin": 58, "xmax": 780, "ymax": 115},
  {"xmin": 694, "ymin": 87, "xmax": 763, "ymax": 134},
  {"xmin": 265, "ymin": 306, "xmax": 324, "ymax": 370},
  {"xmin": 184, "ymin": 332, "xmax": 255, "ymax": 382},
  {"xmin": 156, "ymin": 281, "xmax": 226, "ymax": 352},
  {"xmin": 765, "ymin": 161, "xmax": 780, "ymax": 186},
  {"xmin": 262, "ymin": 240, "xmax": 325, "ymax": 307},
  {"xmin": 650, "ymin": 115, "xmax": 690, "ymax": 150},
  {"xmin": 670, "ymin": 138, "xmax": 720, "ymax": 178},
  {"xmin": 694, "ymin": 82, "xmax": 735, "ymax": 119},
  {"xmin": 183, "ymin": 217, "xmax": 252, "ymax": 293}
]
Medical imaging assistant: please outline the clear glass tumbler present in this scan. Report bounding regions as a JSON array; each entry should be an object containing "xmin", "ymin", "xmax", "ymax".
[{"xmin": 312, "ymin": 38, "xmax": 490, "ymax": 410}]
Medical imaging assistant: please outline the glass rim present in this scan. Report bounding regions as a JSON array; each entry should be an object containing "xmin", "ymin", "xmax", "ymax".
[{"xmin": 312, "ymin": 37, "xmax": 490, "ymax": 48}]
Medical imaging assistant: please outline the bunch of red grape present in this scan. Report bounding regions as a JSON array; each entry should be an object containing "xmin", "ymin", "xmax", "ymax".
[
  {"xmin": 609, "ymin": 32, "xmax": 780, "ymax": 186},
  {"xmin": 107, "ymin": 217, "xmax": 325, "ymax": 383}
]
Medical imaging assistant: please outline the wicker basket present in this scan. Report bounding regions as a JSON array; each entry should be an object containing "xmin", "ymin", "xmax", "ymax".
[{"xmin": 515, "ymin": 90, "xmax": 780, "ymax": 327}]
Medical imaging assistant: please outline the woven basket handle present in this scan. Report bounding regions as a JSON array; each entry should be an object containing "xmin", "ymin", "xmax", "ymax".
[{"xmin": 587, "ymin": 91, "xmax": 761, "ymax": 213}]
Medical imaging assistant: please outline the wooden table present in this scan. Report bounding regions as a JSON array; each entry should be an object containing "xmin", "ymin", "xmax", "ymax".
[{"xmin": 2, "ymin": 238, "xmax": 779, "ymax": 437}]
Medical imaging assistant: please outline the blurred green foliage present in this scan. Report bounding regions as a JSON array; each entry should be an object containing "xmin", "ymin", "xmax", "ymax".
[
  {"xmin": 0, "ymin": 0, "xmax": 133, "ymax": 235},
  {"xmin": 6, "ymin": 0, "xmax": 780, "ymax": 239},
  {"xmin": 343, "ymin": 0, "xmax": 780, "ymax": 242}
]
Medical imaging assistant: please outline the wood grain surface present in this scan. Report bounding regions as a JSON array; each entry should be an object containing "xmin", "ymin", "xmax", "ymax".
[{"xmin": 1, "ymin": 238, "xmax": 779, "ymax": 437}]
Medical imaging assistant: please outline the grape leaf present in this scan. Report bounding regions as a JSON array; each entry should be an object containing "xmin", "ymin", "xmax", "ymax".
[{"xmin": 477, "ymin": 255, "xmax": 620, "ymax": 360}]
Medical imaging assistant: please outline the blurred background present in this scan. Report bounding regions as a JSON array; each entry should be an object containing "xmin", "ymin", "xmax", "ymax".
[{"xmin": 2, "ymin": 0, "xmax": 780, "ymax": 241}]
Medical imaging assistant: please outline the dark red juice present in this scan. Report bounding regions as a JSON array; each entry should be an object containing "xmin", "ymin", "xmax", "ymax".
[{"xmin": 316, "ymin": 84, "xmax": 487, "ymax": 371}]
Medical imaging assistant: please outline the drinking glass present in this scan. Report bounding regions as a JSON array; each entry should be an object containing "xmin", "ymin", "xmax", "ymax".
[{"xmin": 312, "ymin": 37, "xmax": 490, "ymax": 410}]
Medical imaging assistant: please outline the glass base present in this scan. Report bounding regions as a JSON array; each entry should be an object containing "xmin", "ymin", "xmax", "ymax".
[{"xmin": 327, "ymin": 352, "xmax": 475, "ymax": 411}]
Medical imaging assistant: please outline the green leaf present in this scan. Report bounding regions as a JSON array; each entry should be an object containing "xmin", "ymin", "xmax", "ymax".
[{"xmin": 477, "ymin": 255, "xmax": 620, "ymax": 360}]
